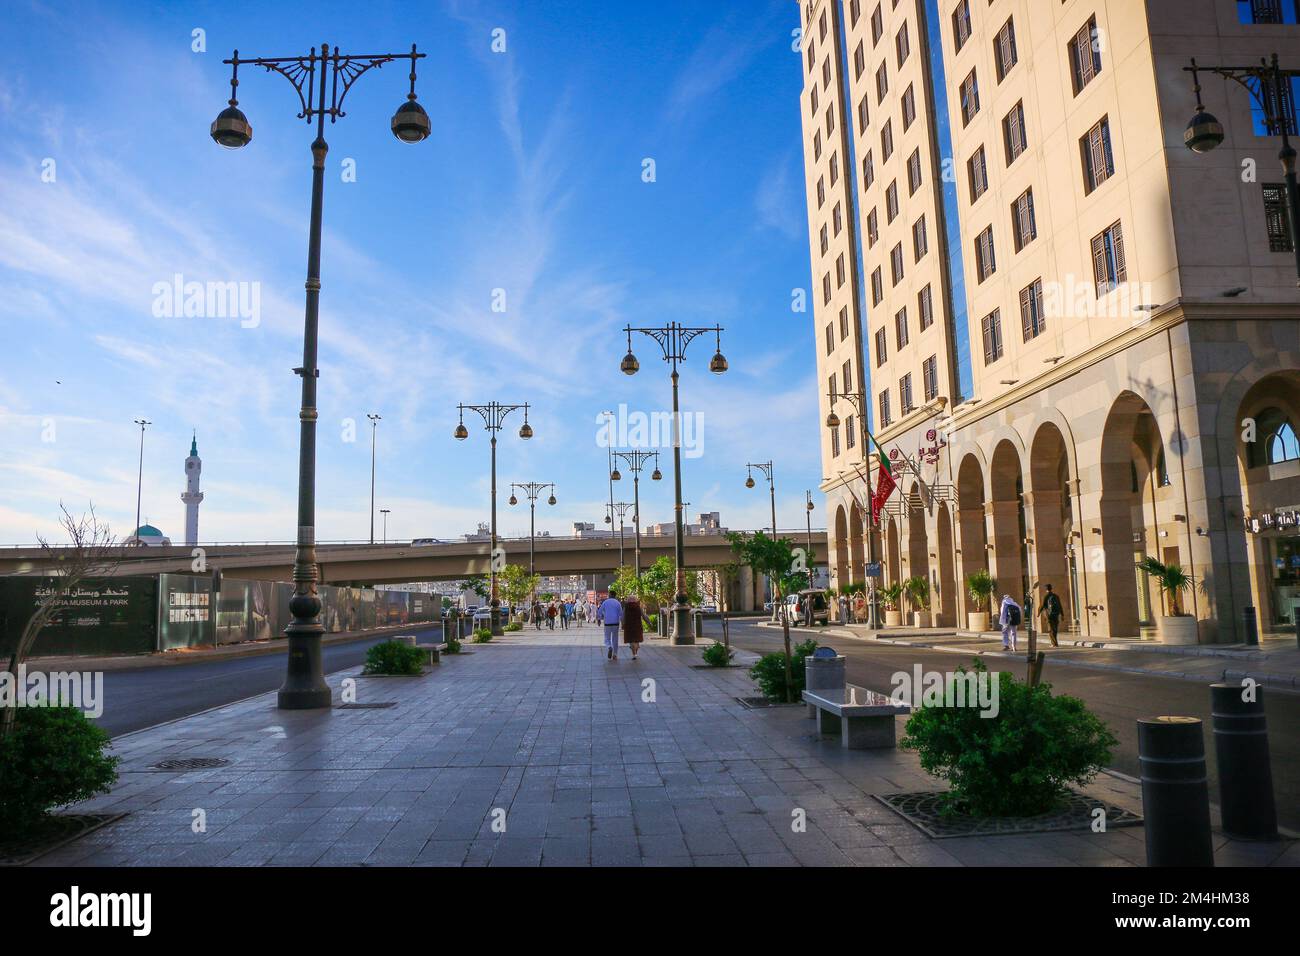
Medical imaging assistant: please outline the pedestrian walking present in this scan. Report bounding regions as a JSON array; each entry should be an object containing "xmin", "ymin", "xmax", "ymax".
[
  {"xmin": 547, "ymin": 601, "xmax": 558, "ymax": 630},
  {"xmin": 561, "ymin": 600, "xmax": 571, "ymax": 629},
  {"xmin": 998, "ymin": 594, "xmax": 1022, "ymax": 652},
  {"xmin": 622, "ymin": 592, "xmax": 646, "ymax": 660},
  {"xmin": 837, "ymin": 593, "xmax": 848, "ymax": 625},
  {"xmin": 531, "ymin": 600, "xmax": 543, "ymax": 630},
  {"xmin": 600, "ymin": 588, "xmax": 623, "ymax": 661},
  {"xmin": 853, "ymin": 591, "xmax": 865, "ymax": 624},
  {"xmin": 1041, "ymin": 583, "xmax": 1063, "ymax": 648}
]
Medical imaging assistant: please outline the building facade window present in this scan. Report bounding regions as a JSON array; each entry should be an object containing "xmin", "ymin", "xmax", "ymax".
[
  {"xmin": 899, "ymin": 373, "xmax": 914, "ymax": 414},
  {"xmin": 830, "ymin": 152, "xmax": 840, "ymax": 186},
  {"xmin": 1091, "ymin": 220, "xmax": 1127, "ymax": 295},
  {"xmin": 886, "ymin": 180, "xmax": 899, "ymax": 222},
  {"xmin": 1011, "ymin": 188, "xmax": 1036, "ymax": 252},
  {"xmin": 877, "ymin": 61, "xmax": 889, "ymax": 103},
  {"xmin": 1003, "ymin": 100, "xmax": 1027, "ymax": 165},
  {"xmin": 872, "ymin": 266, "xmax": 884, "ymax": 305},
  {"xmin": 907, "ymin": 147, "xmax": 922, "ymax": 193},
  {"xmin": 836, "ymin": 253, "xmax": 846, "ymax": 287},
  {"xmin": 814, "ymin": 130, "xmax": 822, "ymax": 161},
  {"xmin": 843, "ymin": 358, "xmax": 853, "ymax": 392},
  {"xmin": 825, "ymin": 322, "xmax": 835, "ymax": 355},
  {"xmin": 831, "ymin": 421, "xmax": 841, "ymax": 457},
  {"xmin": 968, "ymin": 145, "xmax": 988, "ymax": 202},
  {"xmin": 953, "ymin": 0, "xmax": 972, "ymax": 52},
  {"xmin": 833, "ymin": 202, "xmax": 843, "ymax": 235},
  {"xmin": 879, "ymin": 389, "xmax": 892, "ymax": 427},
  {"xmin": 994, "ymin": 17, "xmax": 1018, "ymax": 82},
  {"xmin": 872, "ymin": 3, "xmax": 884, "ymax": 44},
  {"xmin": 1081, "ymin": 116, "xmax": 1115, "ymax": 193},
  {"xmin": 823, "ymin": 272, "xmax": 832, "ymax": 304},
  {"xmin": 863, "ymin": 150, "xmax": 875, "ymax": 188},
  {"xmin": 1238, "ymin": 1, "xmax": 1300, "ymax": 25},
  {"xmin": 913, "ymin": 214, "xmax": 928, "ymax": 260},
  {"xmin": 875, "ymin": 327, "xmax": 888, "ymax": 366},
  {"xmin": 895, "ymin": 306, "xmax": 909, "ymax": 349},
  {"xmin": 817, "ymin": 176, "xmax": 825, "ymax": 207},
  {"xmin": 1264, "ymin": 182, "xmax": 1295, "ymax": 251},
  {"xmin": 902, "ymin": 83, "xmax": 916, "ymax": 130},
  {"xmin": 867, "ymin": 207, "xmax": 879, "ymax": 247},
  {"xmin": 858, "ymin": 93, "xmax": 870, "ymax": 133},
  {"xmin": 855, "ymin": 41, "xmax": 866, "ymax": 80},
  {"xmin": 975, "ymin": 225, "xmax": 996, "ymax": 281},
  {"xmin": 820, "ymin": 223, "xmax": 828, "ymax": 256},
  {"xmin": 896, "ymin": 21, "xmax": 910, "ymax": 66},
  {"xmin": 918, "ymin": 283, "xmax": 934, "ymax": 329},
  {"xmin": 840, "ymin": 305, "xmax": 850, "ymax": 340},
  {"xmin": 981, "ymin": 309, "xmax": 1004, "ymax": 364},
  {"xmin": 960, "ymin": 68, "xmax": 980, "ymax": 126},
  {"xmin": 1068, "ymin": 16, "xmax": 1103, "ymax": 95},
  {"xmin": 1020, "ymin": 278, "xmax": 1045, "ymax": 340},
  {"xmin": 881, "ymin": 118, "xmax": 894, "ymax": 160},
  {"xmin": 825, "ymin": 104, "xmax": 835, "ymax": 136},
  {"xmin": 846, "ymin": 414, "xmax": 857, "ymax": 449},
  {"xmin": 922, "ymin": 355, "xmax": 938, "ymax": 401},
  {"xmin": 891, "ymin": 242, "xmax": 905, "ymax": 285}
]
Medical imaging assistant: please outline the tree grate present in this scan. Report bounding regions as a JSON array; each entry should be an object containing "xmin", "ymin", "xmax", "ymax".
[
  {"xmin": 336, "ymin": 701, "xmax": 398, "ymax": 709},
  {"xmin": 874, "ymin": 790, "xmax": 1142, "ymax": 839},
  {"xmin": 150, "ymin": 757, "xmax": 231, "ymax": 771}
]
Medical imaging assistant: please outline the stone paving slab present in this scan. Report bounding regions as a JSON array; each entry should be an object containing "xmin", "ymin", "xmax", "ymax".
[{"xmin": 30, "ymin": 631, "xmax": 1297, "ymax": 867}]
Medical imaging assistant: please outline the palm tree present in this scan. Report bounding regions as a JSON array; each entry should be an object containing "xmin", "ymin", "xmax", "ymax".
[{"xmin": 1138, "ymin": 556, "xmax": 1191, "ymax": 617}]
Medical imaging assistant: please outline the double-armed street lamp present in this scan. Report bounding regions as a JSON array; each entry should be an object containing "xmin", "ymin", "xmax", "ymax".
[
  {"xmin": 1184, "ymin": 53, "xmax": 1300, "ymax": 285},
  {"xmin": 456, "ymin": 402, "xmax": 533, "ymax": 635},
  {"xmin": 745, "ymin": 461, "xmax": 778, "ymax": 534},
  {"xmin": 608, "ymin": 501, "xmax": 633, "ymax": 568},
  {"xmin": 380, "ymin": 508, "xmax": 391, "ymax": 545},
  {"xmin": 509, "ymin": 482, "xmax": 556, "ymax": 576},
  {"xmin": 132, "ymin": 419, "xmax": 151, "ymax": 546},
  {"xmin": 367, "ymin": 413, "xmax": 381, "ymax": 545},
  {"xmin": 610, "ymin": 450, "xmax": 660, "ymax": 578},
  {"xmin": 805, "ymin": 490, "xmax": 816, "ymax": 590},
  {"xmin": 620, "ymin": 322, "xmax": 727, "ymax": 643},
  {"xmin": 211, "ymin": 42, "xmax": 430, "ymax": 710}
]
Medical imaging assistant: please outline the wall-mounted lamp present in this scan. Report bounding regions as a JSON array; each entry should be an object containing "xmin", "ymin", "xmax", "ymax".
[
  {"xmin": 1091, "ymin": 528, "xmax": 1102, "ymax": 535},
  {"xmin": 1173, "ymin": 514, "xmax": 1187, "ymax": 522},
  {"xmin": 1196, "ymin": 528, "xmax": 1209, "ymax": 537},
  {"xmin": 1158, "ymin": 530, "xmax": 1169, "ymax": 537}
]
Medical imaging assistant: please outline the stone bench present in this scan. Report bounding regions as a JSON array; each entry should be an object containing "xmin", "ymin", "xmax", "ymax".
[
  {"xmin": 388, "ymin": 633, "xmax": 446, "ymax": 665},
  {"xmin": 802, "ymin": 683, "xmax": 911, "ymax": 749}
]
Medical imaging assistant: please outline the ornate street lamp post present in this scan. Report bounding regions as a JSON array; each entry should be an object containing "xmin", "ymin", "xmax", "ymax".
[
  {"xmin": 455, "ymin": 402, "xmax": 532, "ymax": 635},
  {"xmin": 509, "ymin": 481, "xmax": 556, "ymax": 576},
  {"xmin": 805, "ymin": 490, "xmax": 817, "ymax": 590},
  {"xmin": 620, "ymin": 322, "xmax": 727, "ymax": 643},
  {"xmin": 132, "ymin": 419, "xmax": 151, "ymax": 546},
  {"xmin": 745, "ymin": 460, "xmax": 779, "ymax": 610},
  {"xmin": 367, "ymin": 413, "xmax": 381, "ymax": 544},
  {"xmin": 610, "ymin": 450, "xmax": 660, "ymax": 578},
  {"xmin": 826, "ymin": 388, "xmax": 880, "ymax": 629},
  {"xmin": 211, "ymin": 42, "xmax": 429, "ymax": 709},
  {"xmin": 1184, "ymin": 54, "xmax": 1300, "ymax": 285},
  {"xmin": 380, "ymin": 508, "xmax": 390, "ymax": 545},
  {"xmin": 609, "ymin": 501, "xmax": 632, "ymax": 568}
]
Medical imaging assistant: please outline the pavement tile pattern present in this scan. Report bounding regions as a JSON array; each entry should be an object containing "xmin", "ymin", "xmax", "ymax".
[{"xmin": 32, "ymin": 630, "xmax": 1300, "ymax": 867}]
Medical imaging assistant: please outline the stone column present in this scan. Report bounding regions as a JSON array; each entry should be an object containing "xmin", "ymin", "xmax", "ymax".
[
  {"xmin": 1025, "ymin": 489, "xmax": 1071, "ymax": 623},
  {"xmin": 986, "ymin": 500, "xmax": 1023, "ymax": 599}
]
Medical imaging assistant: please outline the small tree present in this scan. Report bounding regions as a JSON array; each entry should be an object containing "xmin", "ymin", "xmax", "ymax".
[
  {"xmin": 880, "ymin": 581, "xmax": 904, "ymax": 611},
  {"xmin": 903, "ymin": 575, "xmax": 930, "ymax": 613},
  {"xmin": 638, "ymin": 556, "xmax": 677, "ymax": 614},
  {"xmin": 965, "ymin": 569, "xmax": 996, "ymax": 613},
  {"xmin": 1138, "ymin": 556, "xmax": 1192, "ymax": 617},
  {"xmin": 3, "ymin": 504, "xmax": 119, "ymax": 741},
  {"xmin": 611, "ymin": 565, "xmax": 641, "ymax": 603},
  {"xmin": 463, "ymin": 574, "xmax": 491, "ymax": 604},
  {"xmin": 728, "ymin": 531, "xmax": 801, "ymax": 702},
  {"xmin": 500, "ymin": 564, "xmax": 540, "ymax": 616}
]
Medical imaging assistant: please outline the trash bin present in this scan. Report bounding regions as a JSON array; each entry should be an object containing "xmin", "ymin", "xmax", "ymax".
[
  {"xmin": 804, "ymin": 648, "xmax": 845, "ymax": 718},
  {"xmin": 693, "ymin": 610, "xmax": 704, "ymax": 641}
]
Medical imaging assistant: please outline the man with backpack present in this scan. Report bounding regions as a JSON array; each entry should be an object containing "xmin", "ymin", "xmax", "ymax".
[
  {"xmin": 998, "ymin": 594, "xmax": 1022, "ymax": 652},
  {"xmin": 1041, "ymin": 583, "xmax": 1063, "ymax": 648}
]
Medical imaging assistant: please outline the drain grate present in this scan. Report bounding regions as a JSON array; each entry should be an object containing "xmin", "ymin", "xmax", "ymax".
[
  {"xmin": 874, "ymin": 790, "xmax": 1142, "ymax": 839},
  {"xmin": 150, "ymin": 757, "xmax": 231, "ymax": 771},
  {"xmin": 336, "ymin": 701, "xmax": 398, "ymax": 710}
]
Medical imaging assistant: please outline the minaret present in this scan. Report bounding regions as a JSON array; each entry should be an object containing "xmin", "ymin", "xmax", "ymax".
[{"xmin": 181, "ymin": 433, "xmax": 203, "ymax": 547}]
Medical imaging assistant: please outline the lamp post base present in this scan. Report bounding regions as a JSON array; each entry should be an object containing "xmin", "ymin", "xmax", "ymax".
[
  {"xmin": 670, "ymin": 605, "xmax": 694, "ymax": 645},
  {"xmin": 277, "ymin": 632, "xmax": 332, "ymax": 709}
]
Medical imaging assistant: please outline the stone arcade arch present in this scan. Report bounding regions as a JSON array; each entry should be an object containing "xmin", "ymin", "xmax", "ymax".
[
  {"xmin": 833, "ymin": 503, "xmax": 850, "ymax": 589},
  {"xmin": 936, "ymin": 504, "xmax": 957, "ymax": 627},
  {"xmin": 906, "ymin": 484, "xmax": 929, "ymax": 614},
  {"xmin": 848, "ymin": 501, "xmax": 866, "ymax": 584},
  {"xmin": 989, "ymin": 439, "xmax": 1029, "ymax": 603},
  {"xmin": 956, "ymin": 453, "xmax": 989, "ymax": 622},
  {"xmin": 1028, "ymin": 421, "xmax": 1076, "ymax": 630}
]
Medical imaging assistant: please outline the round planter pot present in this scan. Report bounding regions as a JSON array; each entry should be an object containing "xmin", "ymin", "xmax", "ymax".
[
  {"xmin": 884, "ymin": 610, "xmax": 903, "ymax": 626},
  {"xmin": 967, "ymin": 611, "xmax": 990, "ymax": 632},
  {"xmin": 912, "ymin": 611, "xmax": 931, "ymax": 628},
  {"xmin": 1157, "ymin": 615, "xmax": 1199, "ymax": 645}
]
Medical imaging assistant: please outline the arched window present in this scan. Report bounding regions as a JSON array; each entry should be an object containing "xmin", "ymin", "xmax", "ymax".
[{"xmin": 1248, "ymin": 408, "xmax": 1300, "ymax": 467}]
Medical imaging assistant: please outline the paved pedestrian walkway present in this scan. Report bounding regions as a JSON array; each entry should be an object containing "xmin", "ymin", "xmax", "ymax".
[
  {"xmin": 791, "ymin": 623, "xmax": 1300, "ymax": 691},
  {"xmin": 33, "ymin": 630, "xmax": 1297, "ymax": 867}
]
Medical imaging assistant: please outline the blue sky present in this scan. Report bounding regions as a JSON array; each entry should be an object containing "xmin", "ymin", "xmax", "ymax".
[{"xmin": 0, "ymin": 0, "xmax": 826, "ymax": 546}]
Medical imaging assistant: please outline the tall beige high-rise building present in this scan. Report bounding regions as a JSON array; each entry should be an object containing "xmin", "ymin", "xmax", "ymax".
[{"xmin": 798, "ymin": 0, "xmax": 1300, "ymax": 642}]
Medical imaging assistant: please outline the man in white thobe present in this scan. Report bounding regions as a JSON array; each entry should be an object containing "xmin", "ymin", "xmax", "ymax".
[{"xmin": 600, "ymin": 589, "xmax": 624, "ymax": 661}]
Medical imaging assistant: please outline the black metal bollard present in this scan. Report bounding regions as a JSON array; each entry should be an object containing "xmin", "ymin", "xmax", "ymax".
[
  {"xmin": 1137, "ymin": 716, "xmax": 1215, "ymax": 867},
  {"xmin": 1242, "ymin": 606, "xmax": 1259, "ymax": 646},
  {"xmin": 1209, "ymin": 683, "xmax": 1278, "ymax": 840}
]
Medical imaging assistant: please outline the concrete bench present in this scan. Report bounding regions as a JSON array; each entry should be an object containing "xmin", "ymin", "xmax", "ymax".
[
  {"xmin": 802, "ymin": 683, "xmax": 911, "ymax": 749},
  {"xmin": 415, "ymin": 642, "xmax": 447, "ymax": 665}
]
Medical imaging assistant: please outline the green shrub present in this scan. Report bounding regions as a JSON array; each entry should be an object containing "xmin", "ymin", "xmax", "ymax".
[
  {"xmin": 646, "ymin": 613, "xmax": 658, "ymax": 630},
  {"xmin": 0, "ymin": 706, "xmax": 119, "ymax": 833},
  {"xmin": 472, "ymin": 628, "xmax": 493, "ymax": 643},
  {"xmin": 504, "ymin": 621, "xmax": 523, "ymax": 632},
  {"xmin": 748, "ymin": 638, "xmax": 819, "ymax": 701},
  {"xmin": 701, "ymin": 642, "xmax": 733, "ymax": 667},
  {"xmin": 444, "ymin": 637, "xmax": 462, "ymax": 654},
  {"xmin": 900, "ymin": 660, "xmax": 1117, "ymax": 817},
  {"xmin": 362, "ymin": 640, "xmax": 426, "ymax": 675}
]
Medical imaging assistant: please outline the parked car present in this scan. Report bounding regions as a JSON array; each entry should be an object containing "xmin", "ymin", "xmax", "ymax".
[
  {"xmin": 471, "ymin": 606, "xmax": 495, "ymax": 627},
  {"xmin": 698, "ymin": 604, "xmax": 718, "ymax": 614},
  {"xmin": 785, "ymin": 589, "xmax": 830, "ymax": 626}
]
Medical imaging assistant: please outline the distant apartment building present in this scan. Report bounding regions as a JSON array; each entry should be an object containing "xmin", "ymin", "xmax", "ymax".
[{"xmin": 798, "ymin": 0, "xmax": 1300, "ymax": 641}]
